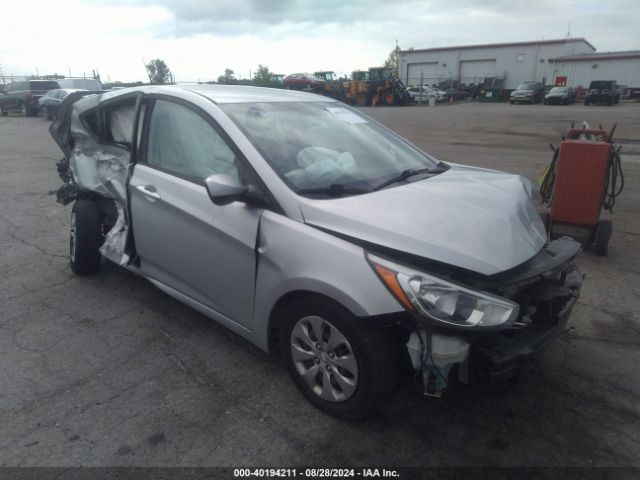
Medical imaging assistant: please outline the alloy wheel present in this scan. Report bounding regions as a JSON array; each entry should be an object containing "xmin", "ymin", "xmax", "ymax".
[{"xmin": 289, "ymin": 315, "xmax": 359, "ymax": 402}]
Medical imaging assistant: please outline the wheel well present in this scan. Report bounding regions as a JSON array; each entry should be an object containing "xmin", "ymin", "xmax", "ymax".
[{"xmin": 266, "ymin": 290, "xmax": 352, "ymax": 353}]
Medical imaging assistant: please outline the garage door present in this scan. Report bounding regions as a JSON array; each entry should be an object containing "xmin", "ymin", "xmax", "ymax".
[
  {"xmin": 407, "ymin": 62, "xmax": 440, "ymax": 86},
  {"xmin": 460, "ymin": 59, "xmax": 497, "ymax": 84}
]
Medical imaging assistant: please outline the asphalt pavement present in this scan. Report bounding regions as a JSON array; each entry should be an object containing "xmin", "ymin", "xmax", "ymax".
[{"xmin": 1, "ymin": 101, "xmax": 639, "ymax": 468}]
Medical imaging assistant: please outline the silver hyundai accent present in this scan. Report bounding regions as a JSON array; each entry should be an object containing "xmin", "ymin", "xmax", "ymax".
[{"xmin": 51, "ymin": 85, "xmax": 583, "ymax": 419}]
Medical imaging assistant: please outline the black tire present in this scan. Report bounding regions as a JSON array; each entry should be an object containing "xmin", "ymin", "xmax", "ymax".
[
  {"xmin": 281, "ymin": 296, "xmax": 396, "ymax": 420},
  {"xmin": 70, "ymin": 200, "xmax": 102, "ymax": 274},
  {"xmin": 594, "ymin": 220, "xmax": 612, "ymax": 256},
  {"xmin": 584, "ymin": 99, "xmax": 590, "ymax": 106},
  {"xmin": 0, "ymin": 110, "xmax": 7, "ymax": 117},
  {"xmin": 540, "ymin": 212, "xmax": 551, "ymax": 235},
  {"xmin": 608, "ymin": 97, "xmax": 614, "ymax": 106},
  {"xmin": 355, "ymin": 92, "xmax": 368, "ymax": 107}
]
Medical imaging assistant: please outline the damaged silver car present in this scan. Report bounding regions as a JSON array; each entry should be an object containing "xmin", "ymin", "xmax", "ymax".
[{"xmin": 51, "ymin": 85, "xmax": 584, "ymax": 419}]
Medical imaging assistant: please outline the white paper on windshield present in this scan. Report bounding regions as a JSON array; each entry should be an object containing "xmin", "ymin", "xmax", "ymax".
[{"xmin": 325, "ymin": 107, "xmax": 368, "ymax": 125}]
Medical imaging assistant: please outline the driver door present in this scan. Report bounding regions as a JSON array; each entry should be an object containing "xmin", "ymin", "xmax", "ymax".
[{"xmin": 129, "ymin": 97, "xmax": 263, "ymax": 329}]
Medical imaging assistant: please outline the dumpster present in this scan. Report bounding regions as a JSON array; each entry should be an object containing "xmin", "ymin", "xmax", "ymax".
[{"xmin": 479, "ymin": 88, "xmax": 504, "ymax": 102}]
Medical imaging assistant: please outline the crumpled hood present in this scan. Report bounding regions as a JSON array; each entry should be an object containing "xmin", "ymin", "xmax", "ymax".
[{"xmin": 299, "ymin": 165, "xmax": 547, "ymax": 276}]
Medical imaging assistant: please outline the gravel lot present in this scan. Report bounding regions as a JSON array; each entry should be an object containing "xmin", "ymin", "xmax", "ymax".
[{"xmin": 1, "ymin": 100, "xmax": 639, "ymax": 468}]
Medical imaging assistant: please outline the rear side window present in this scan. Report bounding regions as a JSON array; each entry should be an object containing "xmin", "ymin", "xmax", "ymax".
[
  {"xmin": 145, "ymin": 99, "xmax": 238, "ymax": 182},
  {"xmin": 29, "ymin": 81, "xmax": 60, "ymax": 91}
]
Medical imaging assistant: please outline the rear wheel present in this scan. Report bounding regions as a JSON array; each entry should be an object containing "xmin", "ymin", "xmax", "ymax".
[
  {"xmin": 585, "ymin": 99, "xmax": 590, "ymax": 106},
  {"xmin": 70, "ymin": 200, "xmax": 102, "ymax": 274},
  {"xmin": 540, "ymin": 212, "xmax": 551, "ymax": 236},
  {"xmin": 384, "ymin": 92, "xmax": 395, "ymax": 106},
  {"xmin": 594, "ymin": 220, "xmax": 612, "ymax": 256},
  {"xmin": 355, "ymin": 92, "xmax": 368, "ymax": 107},
  {"xmin": 281, "ymin": 297, "xmax": 396, "ymax": 420}
]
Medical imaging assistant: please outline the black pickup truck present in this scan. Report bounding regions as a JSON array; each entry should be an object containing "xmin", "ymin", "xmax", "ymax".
[{"xmin": 0, "ymin": 80, "xmax": 60, "ymax": 116}]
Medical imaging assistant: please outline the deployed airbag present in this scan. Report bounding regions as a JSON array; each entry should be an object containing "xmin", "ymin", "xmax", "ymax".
[{"xmin": 285, "ymin": 146, "xmax": 359, "ymax": 188}]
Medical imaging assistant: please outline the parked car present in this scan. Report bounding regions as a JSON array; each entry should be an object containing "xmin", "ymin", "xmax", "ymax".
[
  {"xmin": 51, "ymin": 85, "xmax": 583, "ymax": 419},
  {"xmin": 510, "ymin": 82, "xmax": 544, "ymax": 104},
  {"xmin": 407, "ymin": 85, "xmax": 447, "ymax": 102},
  {"xmin": 0, "ymin": 80, "xmax": 60, "ymax": 116},
  {"xmin": 283, "ymin": 73, "xmax": 325, "ymax": 90},
  {"xmin": 445, "ymin": 88, "xmax": 470, "ymax": 101},
  {"xmin": 544, "ymin": 86, "xmax": 577, "ymax": 105},
  {"xmin": 585, "ymin": 80, "xmax": 620, "ymax": 106},
  {"xmin": 39, "ymin": 88, "xmax": 86, "ymax": 120}
]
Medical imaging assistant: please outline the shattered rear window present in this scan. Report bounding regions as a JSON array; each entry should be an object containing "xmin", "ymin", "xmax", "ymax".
[{"xmin": 80, "ymin": 109, "xmax": 99, "ymax": 137}]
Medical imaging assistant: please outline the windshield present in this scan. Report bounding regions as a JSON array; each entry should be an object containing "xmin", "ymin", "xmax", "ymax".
[
  {"xmin": 590, "ymin": 81, "xmax": 612, "ymax": 89},
  {"xmin": 549, "ymin": 87, "xmax": 569, "ymax": 94},
  {"xmin": 516, "ymin": 83, "xmax": 538, "ymax": 90},
  {"xmin": 220, "ymin": 102, "xmax": 438, "ymax": 193}
]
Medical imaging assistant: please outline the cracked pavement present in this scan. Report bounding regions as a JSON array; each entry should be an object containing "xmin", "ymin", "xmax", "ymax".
[{"xmin": 1, "ymin": 102, "xmax": 639, "ymax": 467}]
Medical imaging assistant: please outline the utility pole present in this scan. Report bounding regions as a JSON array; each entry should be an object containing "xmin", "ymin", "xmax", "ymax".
[{"xmin": 395, "ymin": 38, "xmax": 400, "ymax": 78}]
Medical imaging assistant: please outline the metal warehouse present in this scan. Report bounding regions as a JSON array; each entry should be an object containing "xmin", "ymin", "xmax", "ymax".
[
  {"xmin": 399, "ymin": 38, "xmax": 597, "ymax": 89},
  {"xmin": 548, "ymin": 51, "xmax": 640, "ymax": 89}
]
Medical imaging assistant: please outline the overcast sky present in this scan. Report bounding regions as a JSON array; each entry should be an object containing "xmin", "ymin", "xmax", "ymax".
[{"xmin": 1, "ymin": 0, "xmax": 638, "ymax": 83}]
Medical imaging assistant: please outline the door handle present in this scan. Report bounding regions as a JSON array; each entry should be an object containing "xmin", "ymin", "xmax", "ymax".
[{"xmin": 136, "ymin": 184, "xmax": 161, "ymax": 201}]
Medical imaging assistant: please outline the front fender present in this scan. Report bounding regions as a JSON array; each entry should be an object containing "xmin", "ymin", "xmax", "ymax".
[{"xmin": 252, "ymin": 211, "xmax": 403, "ymax": 351}]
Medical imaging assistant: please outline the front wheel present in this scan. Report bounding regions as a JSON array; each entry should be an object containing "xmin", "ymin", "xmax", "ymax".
[
  {"xmin": 70, "ymin": 200, "xmax": 102, "ymax": 274},
  {"xmin": 281, "ymin": 297, "xmax": 396, "ymax": 420}
]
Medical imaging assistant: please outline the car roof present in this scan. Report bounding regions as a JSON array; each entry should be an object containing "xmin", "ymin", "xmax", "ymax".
[
  {"xmin": 103, "ymin": 84, "xmax": 334, "ymax": 104},
  {"xmin": 181, "ymin": 84, "xmax": 332, "ymax": 103}
]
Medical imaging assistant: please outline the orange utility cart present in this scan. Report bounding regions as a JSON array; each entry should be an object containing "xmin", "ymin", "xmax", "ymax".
[{"xmin": 542, "ymin": 128, "xmax": 623, "ymax": 256}]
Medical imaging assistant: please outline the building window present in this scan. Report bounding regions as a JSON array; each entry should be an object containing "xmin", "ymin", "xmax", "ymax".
[{"xmin": 516, "ymin": 53, "xmax": 525, "ymax": 63}]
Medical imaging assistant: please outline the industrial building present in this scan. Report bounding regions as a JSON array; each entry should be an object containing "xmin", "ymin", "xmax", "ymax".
[
  {"xmin": 398, "ymin": 38, "xmax": 640, "ymax": 91},
  {"xmin": 548, "ymin": 50, "xmax": 640, "ymax": 89}
]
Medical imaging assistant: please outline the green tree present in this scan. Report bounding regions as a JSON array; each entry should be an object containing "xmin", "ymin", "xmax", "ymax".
[
  {"xmin": 253, "ymin": 64, "xmax": 272, "ymax": 84},
  {"xmin": 145, "ymin": 59, "xmax": 173, "ymax": 85},
  {"xmin": 217, "ymin": 68, "xmax": 236, "ymax": 84},
  {"xmin": 383, "ymin": 46, "xmax": 400, "ymax": 77}
]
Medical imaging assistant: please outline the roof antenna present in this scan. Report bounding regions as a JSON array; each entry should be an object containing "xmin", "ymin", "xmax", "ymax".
[{"xmin": 567, "ymin": 21, "xmax": 571, "ymax": 38}]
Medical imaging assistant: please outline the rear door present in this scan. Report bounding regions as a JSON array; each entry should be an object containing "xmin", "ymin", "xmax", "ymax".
[{"xmin": 129, "ymin": 96, "xmax": 263, "ymax": 328}]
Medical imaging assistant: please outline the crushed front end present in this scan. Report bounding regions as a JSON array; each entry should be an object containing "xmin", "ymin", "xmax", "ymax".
[{"xmin": 368, "ymin": 237, "xmax": 583, "ymax": 397}]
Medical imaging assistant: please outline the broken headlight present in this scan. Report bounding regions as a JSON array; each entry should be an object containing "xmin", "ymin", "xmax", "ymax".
[{"xmin": 367, "ymin": 253, "xmax": 519, "ymax": 329}]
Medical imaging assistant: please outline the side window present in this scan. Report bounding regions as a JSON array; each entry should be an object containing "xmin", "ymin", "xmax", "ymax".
[{"xmin": 145, "ymin": 99, "xmax": 238, "ymax": 182}]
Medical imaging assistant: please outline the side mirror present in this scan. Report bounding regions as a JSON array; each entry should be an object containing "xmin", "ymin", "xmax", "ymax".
[{"xmin": 205, "ymin": 174, "xmax": 249, "ymax": 206}]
